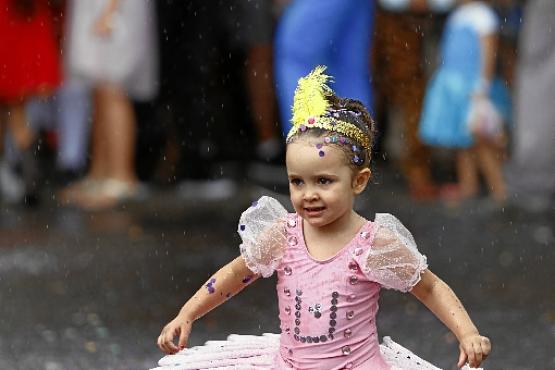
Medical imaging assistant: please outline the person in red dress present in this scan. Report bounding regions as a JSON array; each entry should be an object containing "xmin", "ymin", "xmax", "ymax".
[{"xmin": 0, "ymin": 0, "xmax": 62, "ymax": 204}]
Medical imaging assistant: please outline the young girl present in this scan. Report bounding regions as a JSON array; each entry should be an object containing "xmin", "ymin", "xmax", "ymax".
[
  {"xmin": 419, "ymin": 0, "xmax": 508, "ymax": 204},
  {"xmin": 155, "ymin": 67, "xmax": 491, "ymax": 370}
]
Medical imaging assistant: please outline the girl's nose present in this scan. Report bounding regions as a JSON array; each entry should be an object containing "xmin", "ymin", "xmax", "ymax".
[{"xmin": 303, "ymin": 187, "xmax": 318, "ymax": 201}]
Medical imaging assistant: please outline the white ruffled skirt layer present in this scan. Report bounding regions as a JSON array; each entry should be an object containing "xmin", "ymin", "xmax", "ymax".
[{"xmin": 151, "ymin": 333, "xmax": 481, "ymax": 370}]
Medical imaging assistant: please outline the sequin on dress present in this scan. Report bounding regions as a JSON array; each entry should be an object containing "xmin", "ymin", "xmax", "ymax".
[{"xmin": 153, "ymin": 196, "xmax": 482, "ymax": 370}]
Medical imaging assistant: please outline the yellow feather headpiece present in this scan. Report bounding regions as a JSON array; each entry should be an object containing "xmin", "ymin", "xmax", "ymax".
[{"xmin": 286, "ymin": 66, "xmax": 370, "ymax": 150}]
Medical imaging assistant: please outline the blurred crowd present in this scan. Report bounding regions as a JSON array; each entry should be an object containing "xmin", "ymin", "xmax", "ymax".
[{"xmin": 0, "ymin": 0, "xmax": 552, "ymax": 213}]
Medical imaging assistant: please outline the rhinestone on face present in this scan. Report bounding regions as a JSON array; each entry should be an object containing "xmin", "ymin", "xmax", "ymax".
[
  {"xmin": 344, "ymin": 329, "xmax": 352, "ymax": 338},
  {"xmin": 284, "ymin": 287, "xmax": 291, "ymax": 296},
  {"xmin": 354, "ymin": 247, "xmax": 363, "ymax": 256},
  {"xmin": 349, "ymin": 275, "xmax": 358, "ymax": 285},
  {"xmin": 239, "ymin": 224, "xmax": 245, "ymax": 231},
  {"xmin": 287, "ymin": 236, "xmax": 298, "ymax": 246},
  {"xmin": 341, "ymin": 345, "xmax": 352, "ymax": 355},
  {"xmin": 285, "ymin": 306, "xmax": 291, "ymax": 315},
  {"xmin": 284, "ymin": 266, "xmax": 292, "ymax": 276},
  {"xmin": 346, "ymin": 311, "xmax": 355, "ymax": 320},
  {"xmin": 348, "ymin": 261, "xmax": 358, "ymax": 272},
  {"xmin": 287, "ymin": 218, "xmax": 297, "ymax": 228},
  {"xmin": 360, "ymin": 231, "xmax": 370, "ymax": 239}
]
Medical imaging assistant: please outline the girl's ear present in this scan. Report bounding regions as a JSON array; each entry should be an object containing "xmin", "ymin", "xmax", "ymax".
[{"xmin": 352, "ymin": 168, "xmax": 371, "ymax": 194}]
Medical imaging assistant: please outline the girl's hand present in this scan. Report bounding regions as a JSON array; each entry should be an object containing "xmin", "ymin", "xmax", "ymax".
[
  {"xmin": 157, "ymin": 314, "xmax": 193, "ymax": 354},
  {"xmin": 457, "ymin": 334, "xmax": 491, "ymax": 368}
]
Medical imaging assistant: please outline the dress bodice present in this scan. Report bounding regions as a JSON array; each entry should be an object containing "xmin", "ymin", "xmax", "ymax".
[{"xmin": 274, "ymin": 214, "xmax": 389, "ymax": 370}]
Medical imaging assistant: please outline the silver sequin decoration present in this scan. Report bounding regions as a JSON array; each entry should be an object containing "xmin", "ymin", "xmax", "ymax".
[
  {"xmin": 354, "ymin": 247, "xmax": 363, "ymax": 256},
  {"xmin": 359, "ymin": 231, "xmax": 370, "ymax": 239},
  {"xmin": 284, "ymin": 266, "xmax": 292, "ymax": 276},
  {"xmin": 341, "ymin": 345, "xmax": 351, "ymax": 355},
  {"xmin": 346, "ymin": 311, "xmax": 354, "ymax": 320},
  {"xmin": 344, "ymin": 328, "xmax": 352, "ymax": 338},
  {"xmin": 285, "ymin": 306, "xmax": 291, "ymax": 315},
  {"xmin": 348, "ymin": 261, "xmax": 358, "ymax": 272},
  {"xmin": 349, "ymin": 275, "xmax": 358, "ymax": 285},
  {"xmin": 288, "ymin": 236, "xmax": 298, "ymax": 246},
  {"xmin": 284, "ymin": 287, "xmax": 291, "ymax": 296},
  {"xmin": 287, "ymin": 219, "xmax": 297, "ymax": 228}
]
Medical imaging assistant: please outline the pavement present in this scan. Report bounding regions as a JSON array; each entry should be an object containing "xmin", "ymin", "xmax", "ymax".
[{"xmin": 0, "ymin": 167, "xmax": 554, "ymax": 370}]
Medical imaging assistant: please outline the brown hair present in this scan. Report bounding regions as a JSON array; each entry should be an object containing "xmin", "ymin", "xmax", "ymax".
[{"xmin": 287, "ymin": 93, "xmax": 376, "ymax": 172}]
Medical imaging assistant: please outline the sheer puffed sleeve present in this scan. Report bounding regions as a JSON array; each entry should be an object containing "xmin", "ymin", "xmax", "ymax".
[
  {"xmin": 237, "ymin": 196, "xmax": 288, "ymax": 278},
  {"xmin": 357, "ymin": 214, "xmax": 428, "ymax": 292}
]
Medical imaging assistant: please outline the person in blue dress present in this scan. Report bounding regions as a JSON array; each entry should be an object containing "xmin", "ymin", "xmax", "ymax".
[{"xmin": 419, "ymin": 0, "xmax": 510, "ymax": 204}]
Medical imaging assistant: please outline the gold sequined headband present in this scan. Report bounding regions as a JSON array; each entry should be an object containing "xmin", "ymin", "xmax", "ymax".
[{"xmin": 285, "ymin": 66, "xmax": 371, "ymax": 150}]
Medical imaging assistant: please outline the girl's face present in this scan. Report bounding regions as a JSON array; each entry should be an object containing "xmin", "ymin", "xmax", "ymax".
[{"xmin": 286, "ymin": 140, "xmax": 370, "ymax": 229}]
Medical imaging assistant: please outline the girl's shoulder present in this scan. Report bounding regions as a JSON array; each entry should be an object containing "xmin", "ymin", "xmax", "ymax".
[{"xmin": 450, "ymin": 2, "xmax": 499, "ymax": 35}]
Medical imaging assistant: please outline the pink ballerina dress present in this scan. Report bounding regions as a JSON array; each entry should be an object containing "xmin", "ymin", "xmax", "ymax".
[{"xmin": 153, "ymin": 197, "xmax": 481, "ymax": 370}]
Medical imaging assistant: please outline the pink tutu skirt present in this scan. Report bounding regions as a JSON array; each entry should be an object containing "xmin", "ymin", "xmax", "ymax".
[{"xmin": 151, "ymin": 333, "xmax": 481, "ymax": 370}]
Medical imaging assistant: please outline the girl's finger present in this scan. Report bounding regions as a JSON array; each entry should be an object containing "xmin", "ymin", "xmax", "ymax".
[
  {"xmin": 466, "ymin": 344, "xmax": 477, "ymax": 368},
  {"xmin": 481, "ymin": 336, "xmax": 492, "ymax": 356},
  {"xmin": 178, "ymin": 326, "xmax": 188, "ymax": 350},
  {"xmin": 457, "ymin": 347, "xmax": 467, "ymax": 368},
  {"xmin": 472, "ymin": 342, "xmax": 483, "ymax": 366}
]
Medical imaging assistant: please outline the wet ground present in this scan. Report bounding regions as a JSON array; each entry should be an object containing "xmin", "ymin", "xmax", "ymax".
[{"xmin": 0, "ymin": 169, "xmax": 554, "ymax": 370}]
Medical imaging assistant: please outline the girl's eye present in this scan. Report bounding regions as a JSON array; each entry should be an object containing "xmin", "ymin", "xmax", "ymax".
[
  {"xmin": 318, "ymin": 177, "xmax": 332, "ymax": 185},
  {"xmin": 290, "ymin": 178, "xmax": 303, "ymax": 186}
]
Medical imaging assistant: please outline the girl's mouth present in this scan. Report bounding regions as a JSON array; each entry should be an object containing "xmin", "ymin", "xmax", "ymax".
[{"xmin": 304, "ymin": 206, "xmax": 325, "ymax": 216}]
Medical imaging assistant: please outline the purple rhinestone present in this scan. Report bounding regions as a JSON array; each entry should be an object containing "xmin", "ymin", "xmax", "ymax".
[
  {"xmin": 239, "ymin": 224, "xmax": 246, "ymax": 231},
  {"xmin": 324, "ymin": 137, "xmax": 331, "ymax": 143},
  {"xmin": 319, "ymin": 150, "xmax": 325, "ymax": 157},
  {"xmin": 316, "ymin": 143, "xmax": 323, "ymax": 149},
  {"xmin": 300, "ymin": 124, "xmax": 307, "ymax": 132}
]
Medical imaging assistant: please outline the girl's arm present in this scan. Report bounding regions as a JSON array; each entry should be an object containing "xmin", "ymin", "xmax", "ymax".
[
  {"xmin": 475, "ymin": 32, "xmax": 498, "ymax": 95},
  {"xmin": 411, "ymin": 270, "xmax": 491, "ymax": 368},
  {"xmin": 157, "ymin": 256, "xmax": 259, "ymax": 354}
]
